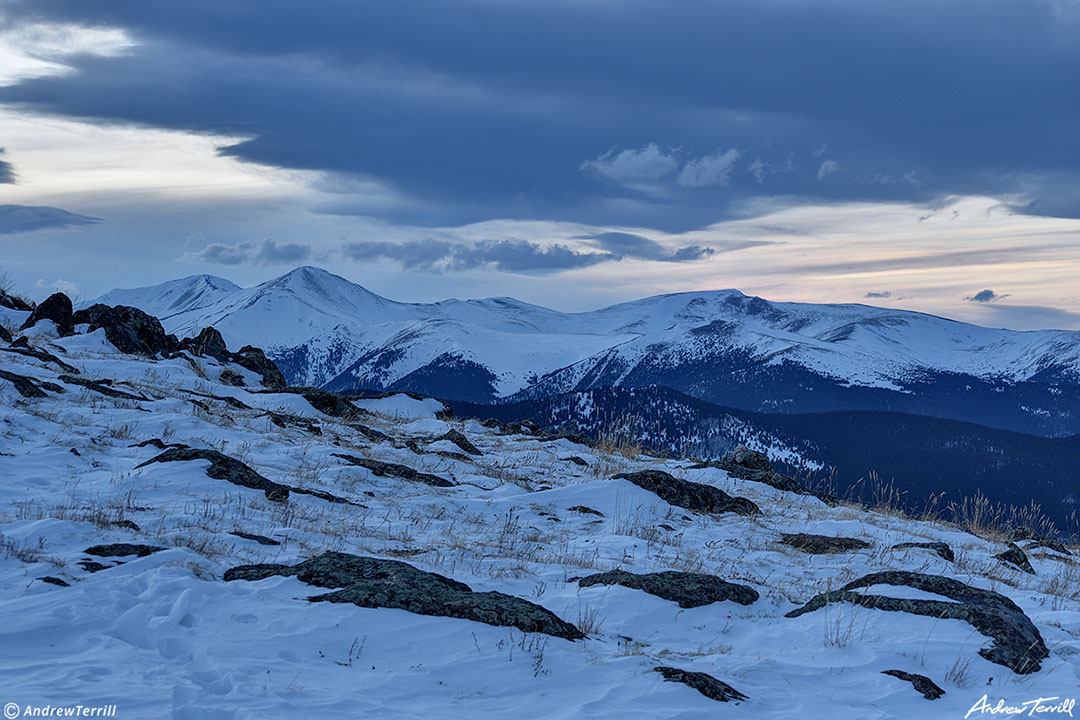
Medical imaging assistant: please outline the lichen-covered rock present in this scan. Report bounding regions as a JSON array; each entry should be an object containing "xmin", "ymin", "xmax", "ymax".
[
  {"xmin": 786, "ymin": 570, "xmax": 1049, "ymax": 674},
  {"xmin": 578, "ymin": 569, "xmax": 758, "ymax": 608},
  {"xmin": 136, "ymin": 447, "xmax": 291, "ymax": 501},
  {"xmin": 224, "ymin": 552, "xmax": 584, "ymax": 640},
  {"xmin": 781, "ymin": 533, "xmax": 871, "ymax": 554},
  {"xmin": 20, "ymin": 292, "xmax": 74, "ymax": 336},
  {"xmin": 180, "ymin": 326, "xmax": 230, "ymax": 361},
  {"xmin": 995, "ymin": 544, "xmax": 1036, "ymax": 575},
  {"xmin": 613, "ymin": 469, "xmax": 759, "ymax": 516},
  {"xmin": 231, "ymin": 345, "xmax": 286, "ymax": 390},
  {"xmin": 653, "ymin": 667, "xmax": 747, "ymax": 703},
  {"xmin": 881, "ymin": 669, "xmax": 945, "ymax": 700},
  {"xmin": 892, "ymin": 541, "xmax": 955, "ymax": 562},
  {"xmin": 73, "ymin": 304, "xmax": 177, "ymax": 357},
  {"xmin": 333, "ymin": 453, "xmax": 455, "ymax": 488},
  {"xmin": 84, "ymin": 543, "xmax": 166, "ymax": 558}
]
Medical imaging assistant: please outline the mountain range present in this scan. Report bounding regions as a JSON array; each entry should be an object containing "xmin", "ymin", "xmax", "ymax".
[{"xmin": 95, "ymin": 266, "xmax": 1080, "ymax": 437}]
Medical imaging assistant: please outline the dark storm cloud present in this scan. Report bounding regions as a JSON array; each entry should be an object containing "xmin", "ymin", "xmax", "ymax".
[
  {"xmin": 0, "ymin": 149, "xmax": 14, "ymax": 184},
  {"xmin": 583, "ymin": 232, "xmax": 714, "ymax": 262},
  {"xmin": 965, "ymin": 289, "xmax": 1009, "ymax": 303},
  {"xmin": 3, "ymin": 0, "xmax": 1080, "ymax": 230},
  {"xmin": 0, "ymin": 204, "xmax": 100, "ymax": 234},
  {"xmin": 186, "ymin": 238, "xmax": 311, "ymax": 265}
]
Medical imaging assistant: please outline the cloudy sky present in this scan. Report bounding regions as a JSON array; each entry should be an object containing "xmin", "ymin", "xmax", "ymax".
[{"xmin": 1, "ymin": 0, "xmax": 1079, "ymax": 329}]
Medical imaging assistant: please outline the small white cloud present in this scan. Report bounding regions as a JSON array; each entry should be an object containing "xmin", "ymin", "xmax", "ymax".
[
  {"xmin": 677, "ymin": 148, "xmax": 741, "ymax": 188},
  {"xmin": 817, "ymin": 159, "xmax": 840, "ymax": 180},
  {"xmin": 813, "ymin": 143, "xmax": 829, "ymax": 159},
  {"xmin": 580, "ymin": 143, "xmax": 678, "ymax": 187},
  {"xmin": 747, "ymin": 158, "xmax": 767, "ymax": 184},
  {"xmin": 36, "ymin": 278, "xmax": 79, "ymax": 296}
]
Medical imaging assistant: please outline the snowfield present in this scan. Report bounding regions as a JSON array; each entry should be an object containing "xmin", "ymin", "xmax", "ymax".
[{"xmin": 2, "ymin": 320, "xmax": 1079, "ymax": 719}]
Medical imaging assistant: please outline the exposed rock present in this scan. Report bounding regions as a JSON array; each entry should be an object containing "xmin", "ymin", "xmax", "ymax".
[
  {"xmin": 653, "ymin": 667, "xmax": 747, "ymax": 703},
  {"xmin": 481, "ymin": 418, "xmax": 542, "ymax": 436},
  {"xmin": 69, "ymin": 448, "xmax": 80, "ymax": 456},
  {"xmin": 184, "ymin": 389, "xmax": 251, "ymax": 410},
  {"xmin": 995, "ymin": 544, "xmax": 1036, "ymax": 575},
  {"xmin": 131, "ymin": 438, "xmax": 189, "ymax": 450},
  {"xmin": 232, "ymin": 346, "xmax": 286, "ymax": 390},
  {"xmin": 77, "ymin": 560, "xmax": 109, "ymax": 573},
  {"xmin": 1025, "ymin": 538, "xmax": 1072, "ymax": 555},
  {"xmin": 349, "ymin": 422, "xmax": 391, "ymax": 443},
  {"xmin": 332, "ymin": 453, "xmax": 455, "ymax": 488},
  {"xmin": 881, "ymin": 669, "xmax": 945, "ymax": 700},
  {"xmin": 781, "ymin": 533, "xmax": 871, "ymax": 554},
  {"xmin": 230, "ymin": 531, "xmax": 281, "ymax": 546},
  {"xmin": 0, "ymin": 325, "xmax": 10, "ymax": 343},
  {"xmin": 20, "ymin": 292, "xmax": 74, "ymax": 336},
  {"xmin": 786, "ymin": 570, "xmax": 1049, "ymax": 674},
  {"xmin": 284, "ymin": 386, "xmax": 361, "ymax": 417},
  {"xmin": 266, "ymin": 411, "xmax": 322, "ymax": 435},
  {"xmin": 439, "ymin": 429, "xmax": 483, "ymax": 455},
  {"xmin": 892, "ymin": 541, "xmax": 955, "ymax": 562},
  {"xmin": 568, "ymin": 505, "xmax": 604, "ymax": 517},
  {"xmin": 179, "ymin": 326, "xmax": 230, "ymax": 361},
  {"xmin": 613, "ymin": 469, "xmax": 759, "ymax": 516},
  {"xmin": 84, "ymin": 543, "xmax": 166, "ymax": 558},
  {"xmin": 691, "ymin": 445, "xmax": 840, "ymax": 506},
  {"xmin": 219, "ymin": 368, "xmax": 245, "ymax": 386},
  {"xmin": 538, "ymin": 431, "xmax": 595, "ymax": 448},
  {"xmin": 0, "ymin": 290, "xmax": 33, "ymax": 311},
  {"xmin": 0, "ymin": 369, "xmax": 48, "ymax": 398},
  {"xmin": 224, "ymin": 552, "xmax": 584, "ymax": 640},
  {"xmin": 73, "ymin": 304, "xmax": 177, "ymax": 357},
  {"xmin": 563, "ymin": 456, "xmax": 589, "ymax": 467},
  {"xmin": 0, "ymin": 345, "xmax": 79, "ymax": 372},
  {"xmin": 136, "ymin": 447, "xmax": 291, "ymax": 502},
  {"xmin": 40, "ymin": 576, "xmax": 70, "ymax": 587},
  {"xmin": 578, "ymin": 569, "xmax": 758, "ymax": 608},
  {"xmin": 59, "ymin": 374, "xmax": 146, "ymax": 401}
]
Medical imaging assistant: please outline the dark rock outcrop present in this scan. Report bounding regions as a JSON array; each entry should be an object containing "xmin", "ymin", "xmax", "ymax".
[
  {"xmin": 59, "ymin": 374, "xmax": 146, "ymax": 401},
  {"xmin": 691, "ymin": 445, "xmax": 839, "ymax": 506},
  {"xmin": 77, "ymin": 560, "xmax": 110, "ymax": 573},
  {"xmin": 653, "ymin": 667, "xmax": 747, "ymax": 703},
  {"xmin": 0, "ymin": 369, "xmax": 55, "ymax": 398},
  {"xmin": 267, "ymin": 411, "xmax": 322, "ymax": 435},
  {"xmin": 224, "ymin": 552, "xmax": 584, "ymax": 640},
  {"xmin": 568, "ymin": 505, "xmax": 604, "ymax": 517},
  {"xmin": 73, "ymin": 304, "xmax": 177, "ymax": 357},
  {"xmin": 84, "ymin": 543, "xmax": 166, "ymax": 558},
  {"xmin": 786, "ymin": 570, "xmax": 1049, "ymax": 674},
  {"xmin": 538, "ymin": 431, "xmax": 595, "ymax": 448},
  {"xmin": 232, "ymin": 346, "xmax": 286, "ymax": 390},
  {"xmin": 578, "ymin": 569, "xmax": 758, "ymax": 608},
  {"xmin": 284, "ymin": 386, "xmax": 360, "ymax": 417},
  {"xmin": 332, "ymin": 453, "xmax": 455, "ymax": 488},
  {"xmin": 995, "ymin": 544, "xmax": 1036, "ymax": 575},
  {"xmin": 0, "ymin": 325, "xmax": 10, "ymax": 343},
  {"xmin": 349, "ymin": 422, "xmax": 391, "ymax": 443},
  {"xmin": 438, "ymin": 429, "xmax": 483, "ymax": 455},
  {"xmin": 0, "ymin": 290, "xmax": 33, "ymax": 311},
  {"xmin": 0, "ymin": 344, "xmax": 79, "ymax": 372},
  {"xmin": 781, "ymin": 533, "xmax": 871, "ymax": 554},
  {"xmin": 136, "ymin": 447, "xmax": 290, "ymax": 501},
  {"xmin": 564, "ymin": 456, "xmax": 589, "ymax": 467},
  {"xmin": 881, "ymin": 669, "xmax": 945, "ymax": 700},
  {"xmin": 1024, "ymin": 538, "xmax": 1072, "ymax": 556},
  {"xmin": 892, "ymin": 541, "xmax": 955, "ymax": 562},
  {"xmin": 614, "ymin": 470, "xmax": 759, "ymax": 516},
  {"xmin": 20, "ymin": 292, "xmax": 74, "ymax": 336},
  {"xmin": 41, "ymin": 576, "xmax": 70, "ymax": 587},
  {"xmin": 179, "ymin": 327, "xmax": 230, "ymax": 361},
  {"xmin": 230, "ymin": 531, "xmax": 281, "ymax": 546}
]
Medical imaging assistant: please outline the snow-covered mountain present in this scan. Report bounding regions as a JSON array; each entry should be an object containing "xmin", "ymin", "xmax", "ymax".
[{"xmin": 92, "ymin": 266, "xmax": 1080, "ymax": 435}]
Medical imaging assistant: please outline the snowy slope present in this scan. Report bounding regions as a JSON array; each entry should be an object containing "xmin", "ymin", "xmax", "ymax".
[{"xmin": 3, "ymin": 316, "xmax": 1079, "ymax": 719}]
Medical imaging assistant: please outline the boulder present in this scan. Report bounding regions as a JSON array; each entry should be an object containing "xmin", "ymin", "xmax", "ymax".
[
  {"xmin": 891, "ymin": 541, "xmax": 955, "ymax": 562},
  {"xmin": 0, "ymin": 290, "xmax": 33, "ymax": 311},
  {"xmin": 332, "ymin": 453, "xmax": 455, "ymax": 488},
  {"xmin": 180, "ymin": 326, "xmax": 230, "ymax": 361},
  {"xmin": 995, "ymin": 544, "xmax": 1036, "ymax": 575},
  {"xmin": 20, "ymin": 292, "xmax": 74, "ymax": 336},
  {"xmin": 232, "ymin": 345, "xmax": 286, "ymax": 390},
  {"xmin": 283, "ymin": 386, "xmax": 359, "ymax": 417},
  {"xmin": 881, "ymin": 670, "xmax": 945, "ymax": 700},
  {"xmin": 653, "ymin": 667, "xmax": 747, "ymax": 703},
  {"xmin": 73, "ymin": 304, "xmax": 177, "ymax": 357},
  {"xmin": 614, "ymin": 469, "xmax": 759, "ymax": 516},
  {"xmin": 136, "ymin": 447, "xmax": 290, "ymax": 501},
  {"xmin": 785, "ymin": 570, "xmax": 1049, "ymax": 673},
  {"xmin": 84, "ymin": 543, "xmax": 165, "ymax": 558},
  {"xmin": 781, "ymin": 533, "xmax": 871, "ymax": 554},
  {"xmin": 578, "ymin": 569, "xmax": 758, "ymax": 608},
  {"xmin": 225, "ymin": 552, "xmax": 584, "ymax": 640}
]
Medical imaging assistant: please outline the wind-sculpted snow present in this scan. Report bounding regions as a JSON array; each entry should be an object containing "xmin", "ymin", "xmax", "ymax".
[{"xmin": 2, "ymin": 312, "xmax": 1078, "ymax": 719}]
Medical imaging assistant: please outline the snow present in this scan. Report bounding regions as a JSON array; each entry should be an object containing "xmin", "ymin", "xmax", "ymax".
[{"xmin": 2, "ymin": 328, "xmax": 1079, "ymax": 719}]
